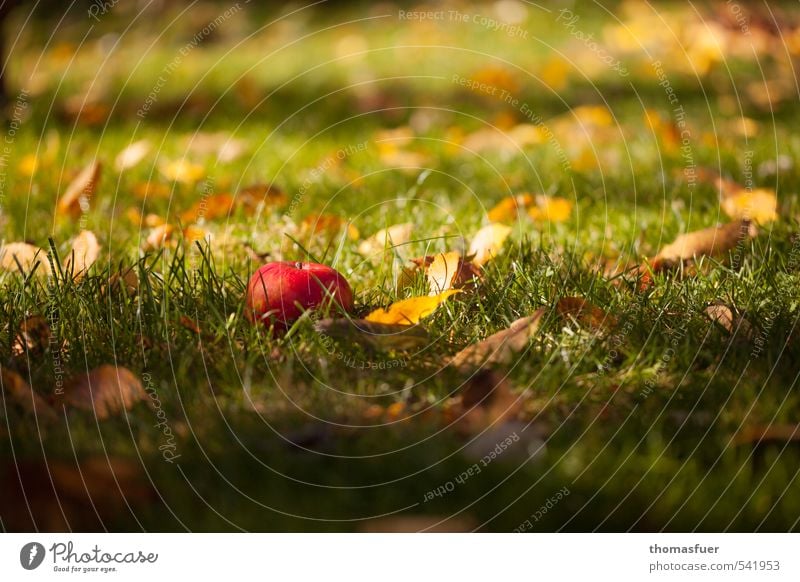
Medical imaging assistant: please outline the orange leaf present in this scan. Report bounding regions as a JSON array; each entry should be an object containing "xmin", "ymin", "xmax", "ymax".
[
  {"xmin": 65, "ymin": 230, "xmax": 100, "ymax": 281},
  {"xmin": 655, "ymin": 219, "xmax": 755, "ymax": 268},
  {"xmin": 487, "ymin": 194, "xmax": 534, "ymax": 223},
  {"xmin": 469, "ymin": 223, "xmax": 511, "ymax": 266},
  {"xmin": 58, "ymin": 160, "xmax": 101, "ymax": 217},
  {"xmin": 63, "ymin": 365, "xmax": 147, "ymax": 419}
]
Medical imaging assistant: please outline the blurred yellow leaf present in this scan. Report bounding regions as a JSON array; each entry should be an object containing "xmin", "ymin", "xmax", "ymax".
[
  {"xmin": 160, "ymin": 159, "xmax": 204, "ymax": 184},
  {"xmin": 365, "ymin": 290, "xmax": 460, "ymax": 325},
  {"xmin": 721, "ymin": 188, "xmax": 777, "ymax": 225},
  {"xmin": 528, "ymin": 195, "xmax": 572, "ymax": 223},
  {"xmin": 18, "ymin": 154, "xmax": 39, "ymax": 176},
  {"xmin": 425, "ymin": 251, "xmax": 480, "ymax": 294},
  {"xmin": 487, "ymin": 194, "xmax": 533, "ymax": 223},
  {"xmin": 469, "ymin": 223, "xmax": 511, "ymax": 266},
  {"xmin": 133, "ymin": 181, "xmax": 171, "ymax": 200},
  {"xmin": 181, "ymin": 193, "xmax": 235, "ymax": 223},
  {"xmin": 302, "ymin": 214, "xmax": 360, "ymax": 240}
]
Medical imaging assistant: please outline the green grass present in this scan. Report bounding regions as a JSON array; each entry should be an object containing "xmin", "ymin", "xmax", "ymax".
[{"xmin": 2, "ymin": 0, "xmax": 800, "ymax": 532}]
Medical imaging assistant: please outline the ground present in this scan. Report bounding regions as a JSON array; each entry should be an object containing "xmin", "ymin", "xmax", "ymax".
[{"xmin": 1, "ymin": 1, "xmax": 799, "ymax": 532}]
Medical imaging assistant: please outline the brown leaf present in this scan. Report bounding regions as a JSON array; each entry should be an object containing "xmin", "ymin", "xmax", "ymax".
[
  {"xmin": 64, "ymin": 230, "xmax": 100, "ymax": 281},
  {"xmin": 705, "ymin": 303, "xmax": 753, "ymax": 338},
  {"xmin": 556, "ymin": 297, "xmax": 616, "ymax": 329},
  {"xmin": 105, "ymin": 267, "xmax": 139, "ymax": 297},
  {"xmin": 449, "ymin": 309, "xmax": 546, "ymax": 369},
  {"xmin": 1, "ymin": 368, "xmax": 56, "ymax": 420},
  {"xmin": 12, "ymin": 315, "xmax": 51, "ymax": 357},
  {"xmin": 0, "ymin": 242, "xmax": 52, "ymax": 276},
  {"xmin": 58, "ymin": 160, "xmax": 101, "ymax": 217},
  {"xmin": 446, "ymin": 369, "xmax": 522, "ymax": 435},
  {"xmin": 144, "ymin": 224, "xmax": 176, "ymax": 250},
  {"xmin": 654, "ymin": 220, "xmax": 756, "ymax": 269},
  {"xmin": 63, "ymin": 365, "xmax": 147, "ymax": 419},
  {"xmin": 735, "ymin": 424, "xmax": 800, "ymax": 446},
  {"xmin": 238, "ymin": 183, "xmax": 288, "ymax": 210},
  {"xmin": 180, "ymin": 193, "xmax": 235, "ymax": 223}
]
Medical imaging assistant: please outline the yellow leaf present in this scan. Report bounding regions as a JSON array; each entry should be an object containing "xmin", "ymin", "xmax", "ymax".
[
  {"xmin": 365, "ymin": 290, "xmax": 460, "ymax": 325},
  {"xmin": 469, "ymin": 223, "xmax": 511, "ymax": 266},
  {"xmin": 721, "ymin": 188, "xmax": 777, "ymax": 225},
  {"xmin": 528, "ymin": 195, "xmax": 573, "ymax": 223},
  {"xmin": 425, "ymin": 251, "xmax": 480, "ymax": 295},
  {"xmin": 18, "ymin": 154, "xmax": 39, "ymax": 176},
  {"xmin": 160, "ymin": 159, "xmax": 205, "ymax": 184}
]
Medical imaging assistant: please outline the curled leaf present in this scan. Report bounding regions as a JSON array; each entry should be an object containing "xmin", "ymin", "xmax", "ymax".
[
  {"xmin": 449, "ymin": 309, "xmax": 546, "ymax": 369},
  {"xmin": 425, "ymin": 251, "xmax": 481, "ymax": 294},
  {"xmin": 654, "ymin": 219, "xmax": 755, "ymax": 268},
  {"xmin": 365, "ymin": 290, "xmax": 460, "ymax": 325}
]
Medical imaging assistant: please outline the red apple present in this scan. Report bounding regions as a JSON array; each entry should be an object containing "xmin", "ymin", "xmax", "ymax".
[{"xmin": 246, "ymin": 261, "xmax": 353, "ymax": 329}]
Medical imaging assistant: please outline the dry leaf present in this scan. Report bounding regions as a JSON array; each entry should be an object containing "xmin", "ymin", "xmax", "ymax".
[
  {"xmin": 469, "ymin": 223, "xmax": 511, "ymax": 266},
  {"xmin": 239, "ymin": 183, "xmax": 288, "ymax": 210},
  {"xmin": 1, "ymin": 368, "xmax": 56, "ymax": 420},
  {"xmin": 444, "ymin": 370, "xmax": 524, "ymax": 436},
  {"xmin": 65, "ymin": 230, "xmax": 100, "ymax": 281},
  {"xmin": 302, "ymin": 214, "xmax": 360, "ymax": 241},
  {"xmin": 705, "ymin": 303, "xmax": 753, "ymax": 337},
  {"xmin": 735, "ymin": 424, "xmax": 800, "ymax": 446},
  {"xmin": 315, "ymin": 318, "xmax": 429, "ymax": 350},
  {"xmin": 654, "ymin": 219, "xmax": 755, "ymax": 268},
  {"xmin": 133, "ymin": 181, "xmax": 171, "ymax": 200},
  {"xmin": 105, "ymin": 267, "xmax": 139, "ymax": 297},
  {"xmin": 0, "ymin": 242, "xmax": 52, "ymax": 276},
  {"xmin": 63, "ymin": 365, "xmax": 147, "ymax": 419},
  {"xmin": 144, "ymin": 224, "xmax": 175, "ymax": 250},
  {"xmin": 556, "ymin": 297, "xmax": 616, "ymax": 329},
  {"xmin": 160, "ymin": 159, "xmax": 204, "ymax": 184},
  {"xmin": 181, "ymin": 193, "xmax": 235, "ymax": 223},
  {"xmin": 12, "ymin": 315, "xmax": 51, "ymax": 357},
  {"xmin": 58, "ymin": 160, "xmax": 101, "ymax": 217},
  {"xmin": 114, "ymin": 140, "xmax": 150, "ymax": 171},
  {"xmin": 425, "ymin": 251, "xmax": 480, "ymax": 294},
  {"xmin": 365, "ymin": 290, "xmax": 460, "ymax": 325},
  {"xmin": 449, "ymin": 309, "xmax": 546, "ymax": 369},
  {"xmin": 358, "ymin": 223, "xmax": 413, "ymax": 257},
  {"xmin": 721, "ymin": 188, "xmax": 777, "ymax": 225}
]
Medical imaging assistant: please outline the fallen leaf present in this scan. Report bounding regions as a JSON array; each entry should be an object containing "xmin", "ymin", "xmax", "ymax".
[
  {"xmin": 114, "ymin": 140, "xmax": 150, "ymax": 171},
  {"xmin": 365, "ymin": 290, "xmax": 460, "ymax": 325},
  {"xmin": 302, "ymin": 214, "xmax": 360, "ymax": 241},
  {"xmin": 449, "ymin": 309, "xmax": 546, "ymax": 369},
  {"xmin": 445, "ymin": 370, "xmax": 524, "ymax": 435},
  {"xmin": 528, "ymin": 195, "xmax": 573, "ymax": 223},
  {"xmin": 721, "ymin": 188, "xmax": 777, "ymax": 225},
  {"xmin": 12, "ymin": 315, "xmax": 51, "ymax": 357},
  {"xmin": 556, "ymin": 297, "xmax": 616, "ymax": 329},
  {"xmin": 425, "ymin": 251, "xmax": 480, "ymax": 294},
  {"xmin": 487, "ymin": 194, "xmax": 534, "ymax": 223},
  {"xmin": 144, "ymin": 224, "xmax": 176, "ymax": 250},
  {"xmin": 160, "ymin": 159, "xmax": 205, "ymax": 184},
  {"xmin": 63, "ymin": 365, "xmax": 147, "ymax": 419},
  {"xmin": 0, "ymin": 242, "xmax": 52, "ymax": 276},
  {"xmin": 64, "ymin": 230, "xmax": 100, "ymax": 281},
  {"xmin": 238, "ymin": 183, "xmax": 288, "ymax": 210},
  {"xmin": 181, "ymin": 193, "xmax": 235, "ymax": 223},
  {"xmin": 469, "ymin": 223, "xmax": 511, "ymax": 266},
  {"xmin": 654, "ymin": 219, "xmax": 756, "ymax": 268},
  {"xmin": 1, "ymin": 368, "xmax": 56, "ymax": 420},
  {"xmin": 133, "ymin": 181, "xmax": 171, "ymax": 200},
  {"xmin": 57, "ymin": 160, "xmax": 101, "ymax": 217},
  {"xmin": 358, "ymin": 223, "xmax": 413, "ymax": 257},
  {"xmin": 183, "ymin": 224, "xmax": 208, "ymax": 246},
  {"xmin": 105, "ymin": 267, "xmax": 139, "ymax": 297},
  {"xmin": 18, "ymin": 154, "xmax": 39, "ymax": 176},
  {"xmin": 705, "ymin": 303, "xmax": 753, "ymax": 337}
]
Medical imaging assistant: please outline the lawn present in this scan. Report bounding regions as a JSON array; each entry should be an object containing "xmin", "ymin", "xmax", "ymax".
[{"xmin": 1, "ymin": 0, "xmax": 799, "ymax": 532}]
